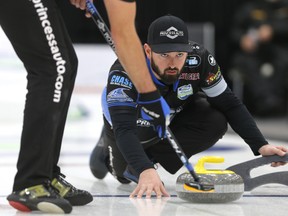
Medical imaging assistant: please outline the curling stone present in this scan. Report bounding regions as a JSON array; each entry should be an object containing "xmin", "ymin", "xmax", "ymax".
[{"xmin": 176, "ymin": 156, "xmax": 244, "ymax": 203}]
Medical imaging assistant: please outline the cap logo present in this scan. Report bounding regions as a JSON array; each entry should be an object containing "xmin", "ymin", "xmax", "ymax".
[{"xmin": 160, "ymin": 26, "xmax": 184, "ymax": 39}]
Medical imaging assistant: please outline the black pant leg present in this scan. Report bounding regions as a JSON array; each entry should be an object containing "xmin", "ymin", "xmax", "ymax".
[
  {"xmin": 103, "ymin": 118, "xmax": 128, "ymax": 179},
  {"xmin": 0, "ymin": 0, "xmax": 77, "ymax": 191}
]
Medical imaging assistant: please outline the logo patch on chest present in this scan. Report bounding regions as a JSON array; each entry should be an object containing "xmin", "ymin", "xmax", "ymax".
[{"xmin": 177, "ymin": 84, "xmax": 193, "ymax": 100}]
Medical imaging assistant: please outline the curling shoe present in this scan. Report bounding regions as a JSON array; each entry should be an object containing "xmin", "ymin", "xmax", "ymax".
[
  {"xmin": 52, "ymin": 174, "xmax": 93, "ymax": 206},
  {"xmin": 7, "ymin": 182, "xmax": 72, "ymax": 214}
]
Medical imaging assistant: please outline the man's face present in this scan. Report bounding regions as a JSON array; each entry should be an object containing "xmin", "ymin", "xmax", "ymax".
[{"xmin": 147, "ymin": 47, "xmax": 188, "ymax": 84}]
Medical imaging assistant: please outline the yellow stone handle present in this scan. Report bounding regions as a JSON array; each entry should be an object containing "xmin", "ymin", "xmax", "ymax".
[{"xmin": 194, "ymin": 156, "xmax": 235, "ymax": 174}]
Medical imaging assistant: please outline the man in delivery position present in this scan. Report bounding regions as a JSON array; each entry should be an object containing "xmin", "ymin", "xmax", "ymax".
[{"xmin": 90, "ymin": 15, "xmax": 287, "ymax": 198}]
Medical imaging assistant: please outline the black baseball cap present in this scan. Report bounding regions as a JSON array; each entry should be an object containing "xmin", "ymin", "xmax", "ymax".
[{"xmin": 147, "ymin": 15, "xmax": 192, "ymax": 53}]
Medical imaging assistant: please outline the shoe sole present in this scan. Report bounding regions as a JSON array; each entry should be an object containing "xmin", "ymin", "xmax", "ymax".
[
  {"xmin": 8, "ymin": 200, "xmax": 71, "ymax": 214},
  {"xmin": 38, "ymin": 202, "xmax": 66, "ymax": 214},
  {"xmin": 8, "ymin": 201, "xmax": 32, "ymax": 212}
]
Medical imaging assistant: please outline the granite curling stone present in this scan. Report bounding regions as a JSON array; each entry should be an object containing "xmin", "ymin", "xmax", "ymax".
[{"xmin": 176, "ymin": 156, "xmax": 244, "ymax": 203}]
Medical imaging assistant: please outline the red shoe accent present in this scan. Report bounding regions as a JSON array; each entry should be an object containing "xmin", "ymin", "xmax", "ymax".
[{"xmin": 8, "ymin": 201, "xmax": 31, "ymax": 212}]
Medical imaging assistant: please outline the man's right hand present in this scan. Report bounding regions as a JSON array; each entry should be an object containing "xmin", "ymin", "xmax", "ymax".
[
  {"xmin": 138, "ymin": 90, "xmax": 170, "ymax": 139},
  {"xmin": 70, "ymin": 0, "xmax": 87, "ymax": 9},
  {"xmin": 70, "ymin": 0, "xmax": 92, "ymax": 17},
  {"xmin": 129, "ymin": 168, "xmax": 170, "ymax": 199}
]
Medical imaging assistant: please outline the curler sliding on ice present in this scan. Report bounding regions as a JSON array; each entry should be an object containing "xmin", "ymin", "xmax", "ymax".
[
  {"xmin": 86, "ymin": 1, "xmax": 216, "ymax": 193},
  {"xmin": 86, "ymin": 5, "xmax": 287, "ymax": 201}
]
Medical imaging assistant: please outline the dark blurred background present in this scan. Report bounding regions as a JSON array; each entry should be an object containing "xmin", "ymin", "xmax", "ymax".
[
  {"xmin": 57, "ymin": 0, "xmax": 288, "ymax": 118},
  {"xmin": 57, "ymin": 0, "xmax": 249, "ymax": 75},
  {"xmin": 56, "ymin": 0, "xmax": 288, "ymax": 141}
]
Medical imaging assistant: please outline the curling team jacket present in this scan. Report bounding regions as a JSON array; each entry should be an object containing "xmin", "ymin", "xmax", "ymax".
[{"xmin": 102, "ymin": 41, "xmax": 268, "ymax": 174}]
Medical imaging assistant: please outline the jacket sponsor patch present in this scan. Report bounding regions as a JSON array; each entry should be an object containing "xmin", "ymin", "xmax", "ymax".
[
  {"xmin": 206, "ymin": 69, "xmax": 221, "ymax": 85},
  {"xmin": 136, "ymin": 119, "xmax": 151, "ymax": 127},
  {"xmin": 177, "ymin": 84, "xmax": 193, "ymax": 100},
  {"xmin": 110, "ymin": 75, "xmax": 133, "ymax": 89},
  {"xmin": 179, "ymin": 72, "xmax": 200, "ymax": 80},
  {"xmin": 208, "ymin": 54, "xmax": 216, "ymax": 66},
  {"xmin": 185, "ymin": 55, "xmax": 201, "ymax": 68},
  {"xmin": 107, "ymin": 88, "xmax": 134, "ymax": 103}
]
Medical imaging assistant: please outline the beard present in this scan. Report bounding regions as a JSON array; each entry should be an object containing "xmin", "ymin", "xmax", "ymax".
[{"xmin": 151, "ymin": 58, "xmax": 182, "ymax": 85}]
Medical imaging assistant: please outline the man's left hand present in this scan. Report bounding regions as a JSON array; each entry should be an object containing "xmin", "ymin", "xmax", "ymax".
[{"xmin": 258, "ymin": 144, "xmax": 287, "ymax": 167}]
